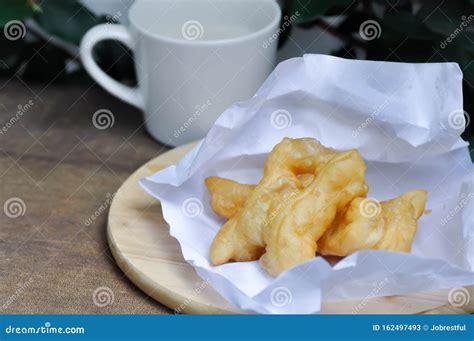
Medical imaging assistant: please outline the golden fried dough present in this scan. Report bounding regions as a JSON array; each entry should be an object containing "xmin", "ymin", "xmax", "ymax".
[
  {"xmin": 374, "ymin": 190, "xmax": 427, "ymax": 252},
  {"xmin": 206, "ymin": 178, "xmax": 427, "ymax": 259},
  {"xmin": 205, "ymin": 136, "xmax": 428, "ymax": 277},
  {"xmin": 205, "ymin": 177, "xmax": 256, "ymax": 219},
  {"xmin": 210, "ymin": 137, "xmax": 336, "ymax": 265},
  {"xmin": 260, "ymin": 150, "xmax": 368, "ymax": 276},
  {"xmin": 318, "ymin": 198, "xmax": 384, "ymax": 256},
  {"xmin": 206, "ymin": 174, "xmax": 314, "ymax": 219},
  {"xmin": 318, "ymin": 190, "xmax": 427, "ymax": 256}
]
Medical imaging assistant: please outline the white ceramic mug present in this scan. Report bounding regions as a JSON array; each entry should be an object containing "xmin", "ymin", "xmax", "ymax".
[{"xmin": 80, "ymin": 0, "xmax": 281, "ymax": 146}]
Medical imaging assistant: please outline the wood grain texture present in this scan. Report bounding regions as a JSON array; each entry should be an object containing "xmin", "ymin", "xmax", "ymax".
[
  {"xmin": 0, "ymin": 80, "xmax": 172, "ymax": 313},
  {"xmin": 107, "ymin": 143, "xmax": 474, "ymax": 314}
]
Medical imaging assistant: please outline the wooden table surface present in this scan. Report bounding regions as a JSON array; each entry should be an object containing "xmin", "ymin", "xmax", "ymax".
[{"xmin": 0, "ymin": 78, "xmax": 172, "ymax": 313}]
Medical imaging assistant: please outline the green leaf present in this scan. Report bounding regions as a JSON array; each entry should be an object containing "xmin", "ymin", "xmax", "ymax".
[
  {"xmin": 285, "ymin": 0, "xmax": 355, "ymax": 24},
  {"xmin": 33, "ymin": 0, "xmax": 101, "ymax": 45},
  {"xmin": 0, "ymin": 0, "xmax": 33, "ymax": 26}
]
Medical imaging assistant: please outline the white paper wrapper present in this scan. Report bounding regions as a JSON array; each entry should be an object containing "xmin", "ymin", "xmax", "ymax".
[{"xmin": 140, "ymin": 54, "xmax": 474, "ymax": 314}]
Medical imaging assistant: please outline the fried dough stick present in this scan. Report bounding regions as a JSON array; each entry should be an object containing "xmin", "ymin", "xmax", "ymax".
[
  {"xmin": 207, "ymin": 180, "xmax": 427, "ymax": 257},
  {"xmin": 205, "ymin": 177, "xmax": 256, "ymax": 219},
  {"xmin": 374, "ymin": 190, "xmax": 426, "ymax": 252},
  {"xmin": 260, "ymin": 150, "xmax": 368, "ymax": 276},
  {"xmin": 205, "ymin": 175, "xmax": 315, "ymax": 219},
  {"xmin": 210, "ymin": 137, "xmax": 336, "ymax": 265}
]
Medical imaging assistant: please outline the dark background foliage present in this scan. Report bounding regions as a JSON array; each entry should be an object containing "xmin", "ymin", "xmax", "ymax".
[{"xmin": 1, "ymin": 0, "xmax": 473, "ymax": 145}]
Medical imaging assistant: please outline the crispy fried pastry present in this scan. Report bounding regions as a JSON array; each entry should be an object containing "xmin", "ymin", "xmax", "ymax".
[
  {"xmin": 317, "ymin": 197, "xmax": 384, "ymax": 256},
  {"xmin": 260, "ymin": 150, "xmax": 368, "ymax": 276},
  {"xmin": 206, "ymin": 179, "xmax": 426, "ymax": 258},
  {"xmin": 318, "ymin": 190, "xmax": 427, "ymax": 256},
  {"xmin": 205, "ymin": 177, "xmax": 256, "ymax": 219},
  {"xmin": 374, "ymin": 190, "xmax": 427, "ymax": 252},
  {"xmin": 205, "ymin": 136, "xmax": 427, "ymax": 277},
  {"xmin": 206, "ymin": 174, "xmax": 314, "ymax": 219},
  {"xmin": 210, "ymin": 137, "xmax": 336, "ymax": 265}
]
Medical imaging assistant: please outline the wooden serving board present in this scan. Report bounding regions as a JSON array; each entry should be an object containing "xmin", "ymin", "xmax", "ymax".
[{"xmin": 107, "ymin": 142, "xmax": 473, "ymax": 314}]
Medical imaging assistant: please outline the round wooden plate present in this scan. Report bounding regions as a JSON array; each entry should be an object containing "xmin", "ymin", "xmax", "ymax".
[{"xmin": 107, "ymin": 142, "xmax": 473, "ymax": 314}]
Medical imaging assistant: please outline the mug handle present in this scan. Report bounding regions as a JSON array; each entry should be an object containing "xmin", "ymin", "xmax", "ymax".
[{"xmin": 80, "ymin": 24, "xmax": 144, "ymax": 109}]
